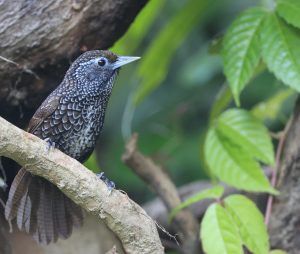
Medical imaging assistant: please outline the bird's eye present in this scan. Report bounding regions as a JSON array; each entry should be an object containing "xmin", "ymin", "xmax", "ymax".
[{"xmin": 98, "ymin": 58, "xmax": 107, "ymax": 67}]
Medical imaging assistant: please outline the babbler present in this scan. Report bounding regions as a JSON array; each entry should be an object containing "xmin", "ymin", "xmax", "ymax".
[{"xmin": 5, "ymin": 50, "xmax": 140, "ymax": 244}]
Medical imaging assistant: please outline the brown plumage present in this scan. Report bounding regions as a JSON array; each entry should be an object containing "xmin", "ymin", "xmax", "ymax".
[{"xmin": 5, "ymin": 50, "xmax": 140, "ymax": 244}]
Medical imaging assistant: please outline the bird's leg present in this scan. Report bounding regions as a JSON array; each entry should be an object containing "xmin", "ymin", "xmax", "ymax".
[
  {"xmin": 43, "ymin": 138, "xmax": 55, "ymax": 151},
  {"xmin": 96, "ymin": 172, "xmax": 115, "ymax": 194}
]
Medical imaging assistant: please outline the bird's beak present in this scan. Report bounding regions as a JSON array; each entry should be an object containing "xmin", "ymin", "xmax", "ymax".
[{"xmin": 112, "ymin": 56, "xmax": 141, "ymax": 70}]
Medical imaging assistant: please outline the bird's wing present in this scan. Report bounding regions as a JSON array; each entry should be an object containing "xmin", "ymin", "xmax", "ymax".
[{"xmin": 27, "ymin": 95, "xmax": 60, "ymax": 134}]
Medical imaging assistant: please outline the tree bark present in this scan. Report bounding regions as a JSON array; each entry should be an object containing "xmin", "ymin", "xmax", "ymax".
[
  {"xmin": 0, "ymin": 116, "xmax": 164, "ymax": 254},
  {"xmin": 0, "ymin": 0, "xmax": 147, "ymax": 126},
  {"xmin": 269, "ymin": 97, "xmax": 300, "ymax": 253}
]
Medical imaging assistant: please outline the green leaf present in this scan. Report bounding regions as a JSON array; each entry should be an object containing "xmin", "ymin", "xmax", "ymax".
[
  {"xmin": 200, "ymin": 203, "xmax": 243, "ymax": 254},
  {"xmin": 217, "ymin": 108, "xmax": 275, "ymax": 165},
  {"xmin": 204, "ymin": 128, "xmax": 276, "ymax": 194},
  {"xmin": 276, "ymin": 0, "xmax": 300, "ymax": 29},
  {"xmin": 222, "ymin": 8, "xmax": 266, "ymax": 106},
  {"xmin": 269, "ymin": 250, "xmax": 288, "ymax": 254},
  {"xmin": 261, "ymin": 13, "xmax": 300, "ymax": 93},
  {"xmin": 169, "ymin": 186, "xmax": 224, "ymax": 221},
  {"xmin": 251, "ymin": 88, "xmax": 295, "ymax": 121},
  {"xmin": 224, "ymin": 195, "xmax": 269, "ymax": 254},
  {"xmin": 134, "ymin": 0, "xmax": 219, "ymax": 105},
  {"xmin": 209, "ymin": 84, "xmax": 232, "ymax": 125}
]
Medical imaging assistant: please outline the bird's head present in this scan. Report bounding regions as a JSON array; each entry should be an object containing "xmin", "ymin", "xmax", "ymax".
[{"xmin": 65, "ymin": 50, "xmax": 140, "ymax": 96}]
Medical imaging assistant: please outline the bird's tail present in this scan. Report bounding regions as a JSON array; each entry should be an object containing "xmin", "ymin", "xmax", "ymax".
[{"xmin": 5, "ymin": 168, "xmax": 83, "ymax": 244}]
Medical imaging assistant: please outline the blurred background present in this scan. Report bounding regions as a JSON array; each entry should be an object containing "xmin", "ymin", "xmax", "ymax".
[
  {"xmin": 1, "ymin": 0, "xmax": 298, "ymax": 253},
  {"xmin": 87, "ymin": 0, "xmax": 296, "ymax": 205}
]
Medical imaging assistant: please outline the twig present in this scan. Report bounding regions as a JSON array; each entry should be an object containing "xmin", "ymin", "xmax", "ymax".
[
  {"xmin": 122, "ymin": 133, "xmax": 199, "ymax": 254},
  {"xmin": 0, "ymin": 117, "xmax": 164, "ymax": 254},
  {"xmin": 265, "ymin": 117, "xmax": 292, "ymax": 225},
  {"xmin": 153, "ymin": 220, "xmax": 179, "ymax": 246},
  {"xmin": 0, "ymin": 55, "xmax": 40, "ymax": 79}
]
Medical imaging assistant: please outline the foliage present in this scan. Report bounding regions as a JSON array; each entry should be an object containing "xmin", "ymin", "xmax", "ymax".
[
  {"xmin": 182, "ymin": 0, "xmax": 300, "ymax": 252},
  {"xmin": 222, "ymin": 8, "xmax": 266, "ymax": 106},
  {"xmin": 199, "ymin": 1, "xmax": 300, "ymax": 252},
  {"xmin": 200, "ymin": 203, "xmax": 243, "ymax": 254},
  {"xmin": 200, "ymin": 195, "xmax": 269, "ymax": 254},
  {"xmin": 169, "ymin": 185, "xmax": 224, "ymax": 221},
  {"xmin": 105, "ymin": 0, "xmax": 299, "ymax": 252},
  {"xmin": 205, "ymin": 109, "xmax": 276, "ymax": 194},
  {"xmin": 224, "ymin": 195, "xmax": 269, "ymax": 254}
]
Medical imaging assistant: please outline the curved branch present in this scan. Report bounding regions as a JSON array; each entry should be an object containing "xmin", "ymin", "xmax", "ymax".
[
  {"xmin": 122, "ymin": 134, "xmax": 199, "ymax": 254},
  {"xmin": 0, "ymin": 116, "xmax": 164, "ymax": 254}
]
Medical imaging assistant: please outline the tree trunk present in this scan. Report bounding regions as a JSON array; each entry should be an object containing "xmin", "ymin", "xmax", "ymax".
[{"xmin": 269, "ymin": 96, "xmax": 300, "ymax": 253}]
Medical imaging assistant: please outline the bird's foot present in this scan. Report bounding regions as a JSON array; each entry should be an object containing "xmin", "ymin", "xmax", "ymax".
[
  {"xmin": 96, "ymin": 172, "xmax": 115, "ymax": 194},
  {"xmin": 44, "ymin": 138, "xmax": 55, "ymax": 151}
]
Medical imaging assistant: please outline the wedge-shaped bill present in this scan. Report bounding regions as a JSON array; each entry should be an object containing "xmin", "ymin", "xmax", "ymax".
[
  {"xmin": 261, "ymin": 13, "xmax": 300, "ymax": 93},
  {"xmin": 277, "ymin": 0, "xmax": 300, "ymax": 29},
  {"xmin": 169, "ymin": 185, "xmax": 224, "ymax": 221},
  {"xmin": 224, "ymin": 195, "xmax": 269, "ymax": 254},
  {"xmin": 200, "ymin": 203, "xmax": 243, "ymax": 254},
  {"xmin": 217, "ymin": 109, "xmax": 275, "ymax": 165},
  {"xmin": 222, "ymin": 8, "xmax": 266, "ymax": 106},
  {"xmin": 204, "ymin": 128, "xmax": 276, "ymax": 194}
]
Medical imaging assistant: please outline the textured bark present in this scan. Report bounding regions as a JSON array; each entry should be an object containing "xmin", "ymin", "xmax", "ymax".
[
  {"xmin": 269, "ymin": 97, "xmax": 300, "ymax": 253},
  {"xmin": 0, "ymin": 116, "xmax": 164, "ymax": 254},
  {"xmin": 0, "ymin": 0, "xmax": 147, "ymax": 126}
]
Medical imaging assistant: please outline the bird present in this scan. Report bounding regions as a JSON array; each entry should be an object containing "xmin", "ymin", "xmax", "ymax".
[{"xmin": 4, "ymin": 50, "xmax": 140, "ymax": 244}]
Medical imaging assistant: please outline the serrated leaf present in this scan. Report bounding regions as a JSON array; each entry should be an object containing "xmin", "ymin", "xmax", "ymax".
[
  {"xmin": 224, "ymin": 195, "xmax": 269, "ymax": 254},
  {"xmin": 261, "ymin": 13, "xmax": 300, "ymax": 93},
  {"xmin": 204, "ymin": 128, "xmax": 276, "ymax": 194},
  {"xmin": 200, "ymin": 203, "xmax": 243, "ymax": 254},
  {"xmin": 277, "ymin": 0, "xmax": 300, "ymax": 29},
  {"xmin": 169, "ymin": 185, "xmax": 224, "ymax": 221},
  {"xmin": 222, "ymin": 8, "xmax": 266, "ymax": 106},
  {"xmin": 251, "ymin": 88, "xmax": 295, "ymax": 121},
  {"xmin": 217, "ymin": 109, "xmax": 275, "ymax": 165}
]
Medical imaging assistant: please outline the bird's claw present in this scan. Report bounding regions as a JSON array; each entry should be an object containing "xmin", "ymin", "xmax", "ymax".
[
  {"xmin": 96, "ymin": 172, "xmax": 115, "ymax": 194},
  {"xmin": 44, "ymin": 138, "xmax": 55, "ymax": 151}
]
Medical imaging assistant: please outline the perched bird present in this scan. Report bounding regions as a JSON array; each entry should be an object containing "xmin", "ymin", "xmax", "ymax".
[{"xmin": 5, "ymin": 50, "xmax": 140, "ymax": 244}]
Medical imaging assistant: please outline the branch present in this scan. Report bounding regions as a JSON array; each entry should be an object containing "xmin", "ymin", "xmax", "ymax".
[
  {"xmin": 0, "ymin": 116, "xmax": 164, "ymax": 254},
  {"xmin": 122, "ymin": 134, "xmax": 199, "ymax": 254}
]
